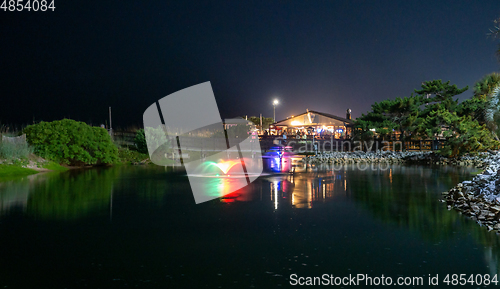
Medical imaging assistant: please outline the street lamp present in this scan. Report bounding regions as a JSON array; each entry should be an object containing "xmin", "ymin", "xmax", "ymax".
[{"xmin": 273, "ymin": 99, "xmax": 279, "ymax": 122}]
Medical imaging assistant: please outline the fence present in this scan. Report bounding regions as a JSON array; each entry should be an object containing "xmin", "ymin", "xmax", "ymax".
[
  {"xmin": 110, "ymin": 131, "xmax": 446, "ymax": 153},
  {"xmin": 112, "ymin": 131, "xmax": 136, "ymax": 147},
  {"xmin": 405, "ymin": 140, "xmax": 445, "ymax": 151},
  {"xmin": 259, "ymin": 136, "xmax": 445, "ymax": 152},
  {"xmin": 1, "ymin": 134, "xmax": 27, "ymax": 145}
]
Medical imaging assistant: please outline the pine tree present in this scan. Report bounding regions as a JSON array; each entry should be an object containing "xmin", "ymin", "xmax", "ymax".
[
  {"xmin": 489, "ymin": 17, "xmax": 500, "ymax": 61},
  {"xmin": 354, "ymin": 79, "xmax": 499, "ymax": 156}
]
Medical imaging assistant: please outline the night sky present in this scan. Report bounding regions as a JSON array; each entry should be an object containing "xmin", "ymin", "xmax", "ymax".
[{"xmin": 1, "ymin": 0, "xmax": 499, "ymax": 128}]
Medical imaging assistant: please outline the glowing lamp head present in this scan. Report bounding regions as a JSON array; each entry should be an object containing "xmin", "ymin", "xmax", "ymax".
[{"xmin": 273, "ymin": 99, "xmax": 279, "ymax": 105}]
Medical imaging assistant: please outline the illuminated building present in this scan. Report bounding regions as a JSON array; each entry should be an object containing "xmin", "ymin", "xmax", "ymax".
[{"xmin": 269, "ymin": 109, "xmax": 354, "ymax": 138}]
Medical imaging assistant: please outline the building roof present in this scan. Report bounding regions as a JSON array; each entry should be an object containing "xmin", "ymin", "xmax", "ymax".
[
  {"xmin": 223, "ymin": 118, "xmax": 252, "ymax": 124},
  {"xmin": 272, "ymin": 110, "xmax": 354, "ymax": 127}
]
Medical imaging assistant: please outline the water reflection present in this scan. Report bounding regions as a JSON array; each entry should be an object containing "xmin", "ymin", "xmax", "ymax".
[
  {"xmin": 267, "ymin": 172, "xmax": 345, "ymax": 209},
  {"xmin": 3, "ymin": 161, "xmax": 500, "ymax": 287},
  {"xmin": 0, "ymin": 160, "xmax": 477, "ymax": 220},
  {"xmin": 0, "ymin": 176, "xmax": 32, "ymax": 214},
  {"xmin": 226, "ymin": 160, "xmax": 500, "ymax": 276},
  {"xmin": 0, "ymin": 166, "xmax": 175, "ymax": 220}
]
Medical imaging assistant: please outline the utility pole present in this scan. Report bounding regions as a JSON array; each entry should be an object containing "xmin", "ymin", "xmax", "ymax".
[{"xmin": 109, "ymin": 106, "xmax": 113, "ymax": 137}]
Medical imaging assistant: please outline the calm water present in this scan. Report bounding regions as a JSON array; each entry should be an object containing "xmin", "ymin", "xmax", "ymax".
[{"xmin": 0, "ymin": 163, "xmax": 498, "ymax": 288}]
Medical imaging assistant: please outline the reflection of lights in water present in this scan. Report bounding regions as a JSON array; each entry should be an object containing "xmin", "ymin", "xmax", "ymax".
[
  {"xmin": 184, "ymin": 156, "xmax": 263, "ymax": 203},
  {"xmin": 308, "ymin": 182, "xmax": 312, "ymax": 208},
  {"xmin": 200, "ymin": 177, "xmax": 226, "ymax": 200},
  {"xmin": 199, "ymin": 176, "xmax": 248, "ymax": 201},
  {"xmin": 389, "ymin": 169, "xmax": 392, "ymax": 184},
  {"xmin": 268, "ymin": 173, "xmax": 362, "ymax": 209},
  {"xmin": 273, "ymin": 181, "xmax": 279, "ymax": 210},
  {"xmin": 270, "ymin": 157, "xmax": 283, "ymax": 172}
]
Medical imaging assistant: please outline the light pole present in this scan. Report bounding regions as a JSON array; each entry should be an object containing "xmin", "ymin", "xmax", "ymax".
[{"xmin": 273, "ymin": 99, "xmax": 279, "ymax": 122}]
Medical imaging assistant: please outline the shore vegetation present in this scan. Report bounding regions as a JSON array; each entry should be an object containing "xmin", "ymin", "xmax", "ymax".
[
  {"xmin": 354, "ymin": 80, "xmax": 500, "ymax": 157},
  {"xmin": 24, "ymin": 119, "xmax": 119, "ymax": 166}
]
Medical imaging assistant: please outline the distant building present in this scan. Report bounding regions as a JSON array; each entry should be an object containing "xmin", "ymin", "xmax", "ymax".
[
  {"xmin": 269, "ymin": 109, "xmax": 354, "ymax": 138},
  {"xmin": 223, "ymin": 118, "xmax": 256, "ymax": 131}
]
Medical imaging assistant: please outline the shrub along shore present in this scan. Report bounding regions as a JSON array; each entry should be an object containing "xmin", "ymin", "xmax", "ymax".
[
  {"xmin": 0, "ymin": 119, "xmax": 150, "ymax": 178},
  {"xmin": 304, "ymin": 150, "xmax": 500, "ymax": 233}
]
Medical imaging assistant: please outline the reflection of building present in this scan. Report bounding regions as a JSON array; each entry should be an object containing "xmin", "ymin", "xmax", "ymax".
[
  {"xmin": 288, "ymin": 173, "xmax": 347, "ymax": 209},
  {"xmin": 269, "ymin": 109, "xmax": 354, "ymax": 138},
  {"xmin": 266, "ymin": 171, "xmax": 348, "ymax": 209}
]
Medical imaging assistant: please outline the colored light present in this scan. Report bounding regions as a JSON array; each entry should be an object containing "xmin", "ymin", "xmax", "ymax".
[{"xmin": 209, "ymin": 160, "xmax": 240, "ymax": 174}]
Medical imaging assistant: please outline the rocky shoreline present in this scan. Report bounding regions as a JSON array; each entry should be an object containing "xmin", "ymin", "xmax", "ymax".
[
  {"xmin": 442, "ymin": 152, "xmax": 500, "ymax": 232},
  {"xmin": 303, "ymin": 151, "xmax": 490, "ymax": 167},
  {"xmin": 304, "ymin": 150, "xmax": 500, "ymax": 233}
]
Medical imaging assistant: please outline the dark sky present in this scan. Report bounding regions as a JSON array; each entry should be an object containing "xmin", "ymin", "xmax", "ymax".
[{"xmin": 1, "ymin": 0, "xmax": 499, "ymax": 128}]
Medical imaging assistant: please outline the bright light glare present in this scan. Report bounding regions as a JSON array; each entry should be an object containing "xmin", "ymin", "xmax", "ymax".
[{"xmin": 273, "ymin": 99, "xmax": 279, "ymax": 105}]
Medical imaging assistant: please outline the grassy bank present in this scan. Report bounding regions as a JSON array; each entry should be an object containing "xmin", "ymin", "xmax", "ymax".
[
  {"xmin": 0, "ymin": 148, "xmax": 150, "ymax": 179},
  {"xmin": 0, "ymin": 164, "xmax": 38, "ymax": 177},
  {"xmin": 41, "ymin": 161, "xmax": 69, "ymax": 171},
  {"xmin": 0, "ymin": 158, "xmax": 69, "ymax": 178}
]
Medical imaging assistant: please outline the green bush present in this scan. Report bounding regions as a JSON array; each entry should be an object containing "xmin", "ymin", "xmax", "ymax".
[
  {"xmin": 24, "ymin": 119, "xmax": 119, "ymax": 166},
  {"xmin": 118, "ymin": 147, "xmax": 149, "ymax": 163},
  {"xmin": 0, "ymin": 141, "xmax": 33, "ymax": 159},
  {"xmin": 134, "ymin": 129, "xmax": 148, "ymax": 154},
  {"xmin": 135, "ymin": 127, "xmax": 170, "ymax": 156}
]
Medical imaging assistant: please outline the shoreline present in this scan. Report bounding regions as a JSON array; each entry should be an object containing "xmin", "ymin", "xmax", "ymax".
[
  {"xmin": 0, "ymin": 149, "xmax": 151, "ymax": 178},
  {"xmin": 304, "ymin": 150, "xmax": 500, "ymax": 233},
  {"xmin": 441, "ymin": 153, "xmax": 500, "ymax": 232},
  {"xmin": 302, "ymin": 151, "xmax": 490, "ymax": 167},
  {"xmin": 0, "ymin": 160, "xmax": 151, "ymax": 179}
]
